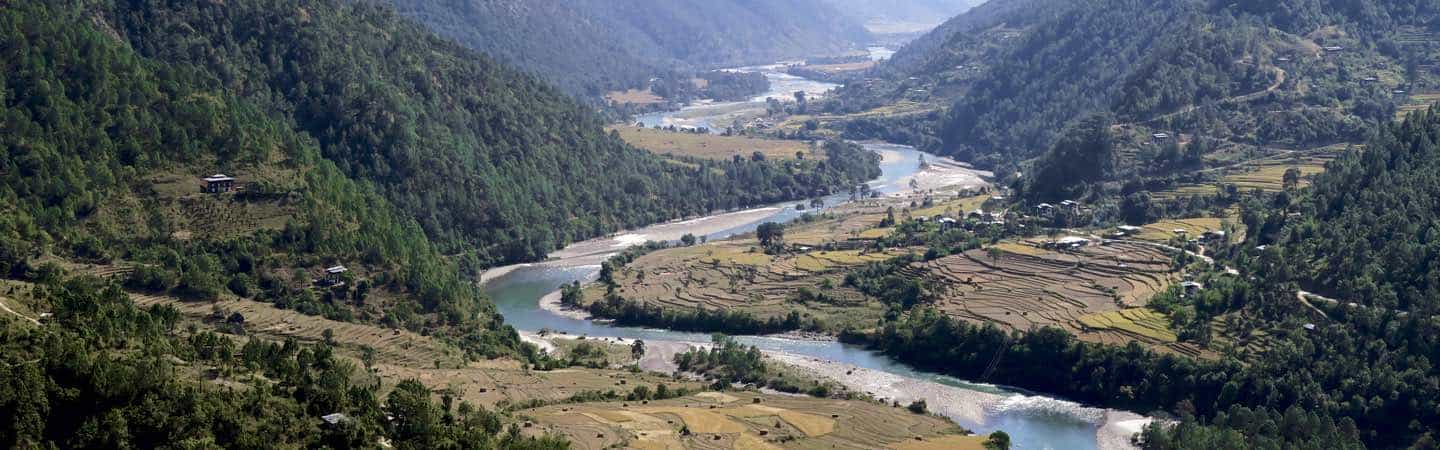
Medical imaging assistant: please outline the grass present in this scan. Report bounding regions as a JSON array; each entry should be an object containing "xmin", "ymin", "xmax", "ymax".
[
  {"xmin": 1078, "ymin": 308, "xmax": 1178, "ymax": 342},
  {"xmin": 611, "ymin": 126, "xmax": 816, "ymax": 161}
]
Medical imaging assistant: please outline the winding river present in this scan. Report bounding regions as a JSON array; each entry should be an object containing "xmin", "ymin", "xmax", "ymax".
[{"xmin": 482, "ymin": 65, "xmax": 1146, "ymax": 449}]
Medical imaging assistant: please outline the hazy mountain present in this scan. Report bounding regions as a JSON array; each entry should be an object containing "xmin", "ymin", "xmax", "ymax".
[
  {"xmin": 386, "ymin": 0, "xmax": 873, "ymax": 98},
  {"xmin": 820, "ymin": 0, "xmax": 985, "ymax": 34}
]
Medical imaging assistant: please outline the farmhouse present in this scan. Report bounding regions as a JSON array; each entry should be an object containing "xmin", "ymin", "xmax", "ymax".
[
  {"xmin": 202, "ymin": 174, "xmax": 236, "ymax": 193},
  {"xmin": 318, "ymin": 265, "xmax": 348, "ymax": 287},
  {"xmin": 1181, "ymin": 281, "xmax": 1205, "ymax": 294},
  {"xmin": 1045, "ymin": 236, "xmax": 1091, "ymax": 249},
  {"xmin": 1152, "ymin": 132, "xmax": 1170, "ymax": 140}
]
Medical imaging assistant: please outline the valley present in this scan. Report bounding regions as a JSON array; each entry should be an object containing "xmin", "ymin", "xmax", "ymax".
[{"xmin": 5, "ymin": 0, "xmax": 1440, "ymax": 449}]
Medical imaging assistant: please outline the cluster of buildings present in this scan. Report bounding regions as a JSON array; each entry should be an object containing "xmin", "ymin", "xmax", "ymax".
[{"xmin": 1034, "ymin": 199, "xmax": 1089, "ymax": 218}]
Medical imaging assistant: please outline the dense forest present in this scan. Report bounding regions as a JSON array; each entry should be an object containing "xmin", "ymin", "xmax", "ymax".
[
  {"xmin": 92, "ymin": 0, "xmax": 879, "ymax": 266},
  {"xmin": 384, "ymin": 0, "xmax": 872, "ymax": 99}
]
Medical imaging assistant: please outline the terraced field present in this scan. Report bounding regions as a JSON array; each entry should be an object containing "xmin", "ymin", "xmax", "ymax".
[
  {"xmin": 1397, "ymin": 92, "xmax": 1440, "ymax": 119},
  {"xmin": 1073, "ymin": 307, "xmax": 1210, "ymax": 358},
  {"xmin": 604, "ymin": 237, "xmax": 905, "ymax": 330},
  {"xmin": 611, "ymin": 126, "xmax": 815, "ymax": 161},
  {"xmin": 128, "ymin": 293, "xmax": 464, "ymax": 369},
  {"xmin": 599, "ymin": 203, "xmax": 914, "ymax": 330},
  {"xmin": 1131, "ymin": 218, "xmax": 1227, "ymax": 242},
  {"xmin": 1078, "ymin": 308, "xmax": 1176, "ymax": 342},
  {"xmin": 522, "ymin": 390, "xmax": 965, "ymax": 450},
  {"xmin": 1153, "ymin": 149, "xmax": 1341, "ymax": 200},
  {"xmin": 168, "ymin": 195, "xmax": 295, "ymax": 240},
  {"xmin": 913, "ymin": 241, "xmax": 1180, "ymax": 339}
]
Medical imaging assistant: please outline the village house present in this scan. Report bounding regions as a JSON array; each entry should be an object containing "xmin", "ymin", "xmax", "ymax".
[
  {"xmin": 321, "ymin": 413, "xmax": 349, "ymax": 426},
  {"xmin": 1059, "ymin": 200, "xmax": 1082, "ymax": 213},
  {"xmin": 318, "ymin": 265, "xmax": 348, "ymax": 287},
  {"xmin": 1043, "ymin": 236, "xmax": 1091, "ymax": 250},
  {"xmin": 202, "ymin": 174, "xmax": 236, "ymax": 194},
  {"xmin": 1181, "ymin": 281, "xmax": 1205, "ymax": 295},
  {"xmin": 939, "ymin": 217, "xmax": 960, "ymax": 230}
]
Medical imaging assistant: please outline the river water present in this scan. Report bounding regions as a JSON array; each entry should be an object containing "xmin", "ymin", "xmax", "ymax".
[{"xmin": 482, "ymin": 65, "xmax": 1145, "ymax": 449}]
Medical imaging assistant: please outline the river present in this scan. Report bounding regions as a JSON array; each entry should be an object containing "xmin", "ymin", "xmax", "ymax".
[
  {"xmin": 482, "ymin": 66, "xmax": 1146, "ymax": 449},
  {"xmin": 634, "ymin": 63, "xmax": 840, "ymax": 132}
]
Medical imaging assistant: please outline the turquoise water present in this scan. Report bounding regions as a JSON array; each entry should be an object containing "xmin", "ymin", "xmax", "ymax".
[{"xmin": 480, "ymin": 143, "xmax": 1117, "ymax": 449}]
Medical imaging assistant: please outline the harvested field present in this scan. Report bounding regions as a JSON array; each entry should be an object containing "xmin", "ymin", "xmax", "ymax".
[
  {"xmin": 612, "ymin": 126, "xmax": 815, "ymax": 161},
  {"xmin": 128, "ymin": 293, "xmax": 463, "ymax": 368},
  {"xmin": 1132, "ymin": 218, "xmax": 1226, "ymax": 242},
  {"xmin": 126, "ymin": 288, "xmax": 710, "ymax": 408},
  {"xmin": 1078, "ymin": 308, "xmax": 1178, "ymax": 342},
  {"xmin": 1220, "ymin": 155, "xmax": 1332, "ymax": 191},
  {"xmin": 889, "ymin": 434, "xmax": 988, "ymax": 450},
  {"xmin": 806, "ymin": 60, "xmax": 878, "ymax": 74},
  {"xmin": 603, "ymin": 235, "xmax": 907, "ymax": 331},
  {"xmin": 1397, "ymin": 93, "xmax": 1440, "ymax": 119},
  {"xmin": 596, "ymin": 201, "xmax": 928, "ymax": 331},
  {"xmin": 1153, "ymin": 149, "xmax": 1341, "ymax": 199},
  {"xmin": 911, "ymin": 195, "xmax": 991, "ymax": 219},
  {"xmin": 913, "ymin": 241, "xmax": 1180, "ymax": 338},
  {"xmin": 522, "ymin": 391, "xmax": 963, "ymax": 450}
]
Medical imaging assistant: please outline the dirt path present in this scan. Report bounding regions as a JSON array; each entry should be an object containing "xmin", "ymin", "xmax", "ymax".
[
  {"xmin": 0, "ymin": 296, "xmax": 38, "ymax": 325},
  {"xmin": 1118, "ymin": 66, "xmax": 1286, "ymax": 127}
]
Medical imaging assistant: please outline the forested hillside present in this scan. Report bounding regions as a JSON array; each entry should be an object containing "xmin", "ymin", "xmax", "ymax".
[
  {"xmin": 1, "ymin": 0, "xmax": 527, "ymax": 357},
  {"xmin": 878, "ymin": 0, "xmax": 1046, "ymax": 75},
  {"xmin": 97, "ymin": 0, "xmax": 878, "ymax": 266},
  {"xmin": 1261, "ymin": 108, "xmax": 1440, "ymax": 313},
  {"xmin": 0, "ymin": 276, "xmax": 566, "ymax": 449},
  {"xmin": 385, "ymin": 0, "xmax": 872, "ymax": 98},
  {"xmin": 828, "ymin": 0, "xmax": 1436, "ymax": 178}
]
